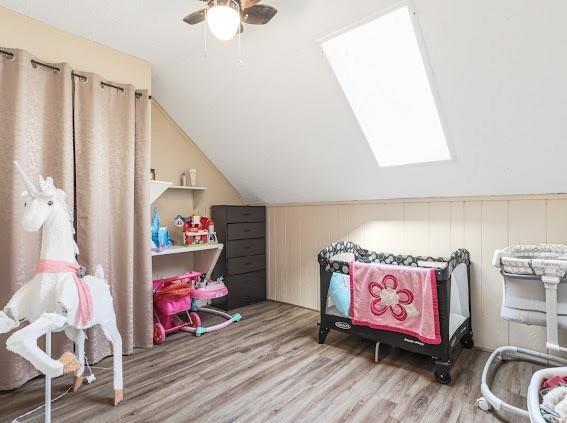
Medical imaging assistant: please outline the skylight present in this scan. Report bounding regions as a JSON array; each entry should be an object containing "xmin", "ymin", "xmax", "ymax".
[{"xmin": 322, "ymin": 5, "xmax": 450, "ymax": 167}]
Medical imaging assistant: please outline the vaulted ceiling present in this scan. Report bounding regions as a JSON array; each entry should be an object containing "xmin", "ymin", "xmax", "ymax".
[{"xmin": 1, "ymin": 0, "xmax": 566, "ymax": 203}]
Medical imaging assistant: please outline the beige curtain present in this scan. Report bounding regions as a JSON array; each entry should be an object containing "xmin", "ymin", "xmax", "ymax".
[
  {"xmin": 133, "ymin": 90, "xmax": 153, "ymax": 346},
  {"xmin": 0, "ymin": 48, "xmax": 74, "ymax": 389},
  {"xmin": 74, "ymin": 74, "xmax": 153, "ymax": 361},
  {"xmin": 0, "ymin": 48, "xmax": 153, "ymax": 389}
]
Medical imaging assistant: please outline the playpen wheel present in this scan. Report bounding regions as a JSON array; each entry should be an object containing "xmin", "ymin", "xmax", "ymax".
[
  {"xmin": 460, "ymin": 335, "xmax": 474, "ymax": 349},
  {"xmin": 434, "ymin": 370, "xmax": 451, "ymax": 385},
  {"xmin": 477, "ymin": 397, "xmax": 492, "ymax": 412},
  {"xmin": 189, "ymin": 312, "xmax": 201, "ymax": 328},
  {"xmin": 153, "ymin": 323, "xmax": 166, "ymax": 345}
]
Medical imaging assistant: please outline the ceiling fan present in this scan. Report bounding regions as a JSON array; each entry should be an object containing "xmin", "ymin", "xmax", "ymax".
[{"xmin": 183, "ymin": 0, "xmax": 277, "ymax": 41}]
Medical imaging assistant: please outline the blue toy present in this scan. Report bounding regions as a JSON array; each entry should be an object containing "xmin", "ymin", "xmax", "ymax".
[{"xmin": 151, "ymin": 208, "xmax": 160, "ymax": 247}]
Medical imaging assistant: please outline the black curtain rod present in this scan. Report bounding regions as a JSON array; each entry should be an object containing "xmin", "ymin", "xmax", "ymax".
[
  {"xmin": 1, "ymin": 48, "xmax": 151, "ymax": 99},
  {"xmin": 0, "ymin": 48, "xmax": 14, "ymax": 59},
  {"xmin": 72, "ymin": 72, "xmax": 126, "ymax": 94}
]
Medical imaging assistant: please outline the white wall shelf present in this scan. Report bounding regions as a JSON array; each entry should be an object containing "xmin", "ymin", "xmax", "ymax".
[
  {"xmin": 149, "ymin": 180, "xmax": 173, "ymax": 203},
  {"xmin": 169, "ymin": 185, "xmax": 207, "ymax": 191},
  {"xmin": 149, "ymin": 180, "xmax": 207, "ymax": 204},
  {"xmin": 151, "ymin": 243, "xmax": 222, "ymax": 256}
]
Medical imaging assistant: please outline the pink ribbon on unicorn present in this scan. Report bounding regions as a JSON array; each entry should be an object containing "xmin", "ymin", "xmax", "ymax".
[{"xmin": 37, "ymin": 260, "xmax": 93, "ymax": 326}]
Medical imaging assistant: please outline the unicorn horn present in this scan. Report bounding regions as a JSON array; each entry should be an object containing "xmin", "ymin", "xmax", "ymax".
[{"xmin": 14, "ymin": 161, "xmax": 39, "ymax": 197}]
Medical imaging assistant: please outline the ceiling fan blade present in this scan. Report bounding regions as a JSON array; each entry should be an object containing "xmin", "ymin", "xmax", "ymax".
[
  {"xmin": 241, "ymin": 5, "xmax": 277, "ymax": 25},
  {"xmin": 183, "ymin": 9, "xmax": 206, "ymax": 25},
  {"xmin": 241, "ymin": 0, "xmax": 262, "ymax": 9},
  {"xmin": 239, "ymin": 23, "xmax": 244, "ymax": 34}
]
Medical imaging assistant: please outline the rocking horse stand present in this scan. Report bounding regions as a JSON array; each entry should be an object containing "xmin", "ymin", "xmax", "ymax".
[{"xmin": 45, "ymin": 332, "xmax": 52, "ymax": 423}]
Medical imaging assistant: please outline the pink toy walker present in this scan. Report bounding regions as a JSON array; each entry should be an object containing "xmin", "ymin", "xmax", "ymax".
[{"xmin": 152, "ymin": 271, "xmax": 241, "ymax": 344}]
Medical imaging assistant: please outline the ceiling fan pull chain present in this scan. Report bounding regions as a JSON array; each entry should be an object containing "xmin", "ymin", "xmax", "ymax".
[
  {"xmin": 237, "ymin": 21, "xmax": 243, "ymax": 67},
  {"xmin": 203, "ymin": 6, "xmax": 208, "ymax": 58}
]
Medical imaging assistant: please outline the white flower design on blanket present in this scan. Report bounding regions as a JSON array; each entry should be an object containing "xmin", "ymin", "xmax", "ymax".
[{"xmin": 369, "ymin": 275, "xmax": 415, "ymax": 321}]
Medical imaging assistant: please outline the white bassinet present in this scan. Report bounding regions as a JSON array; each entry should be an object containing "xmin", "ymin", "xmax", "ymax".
[
  {"xmin": 478, "ymin": 244, "xmax": 567, "ymax": 421},
  {"xmin": 497, "ymin": 244, "xmax": 567, "ymax": 330}
]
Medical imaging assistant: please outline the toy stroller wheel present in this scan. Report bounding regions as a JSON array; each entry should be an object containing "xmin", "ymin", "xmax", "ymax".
[
  {"xmin": 434, "ymin": 370, "xmax": 451, "ymax": 385},
  {"xmin": 189, "ymin": 312, "xmax": 201, "ymax": 328},
  {"xmin": 460, "ymin": 335, "xmax": 474, "ymax": 349},
  {"xmin": 477, "ymin": 397, "xmax": 491, "ymax": 412},
  {"xmin": 153, "ymin": 323, "xmax": 166, "ymax": 345}
]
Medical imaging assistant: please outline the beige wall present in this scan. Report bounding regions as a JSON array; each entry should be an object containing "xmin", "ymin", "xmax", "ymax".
[
  {"xmin": 0, "ymin": 6, "xmax": 151, "ymax": 89},
  {"xmin": 267, "ymin": 195, "xmax": 567, "ymax": 352},
  {"xmin": 151, "ymin": 101, "xmax": 243, "ymax": 217},
  {"xmin": 151, "ymin": 101, "xmax": 244, "ymax": 278}
]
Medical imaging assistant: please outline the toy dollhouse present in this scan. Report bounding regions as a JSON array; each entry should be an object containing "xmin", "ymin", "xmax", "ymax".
[{"xmin": 173, "ymin": 213, "xmax": 217, "ymax": 246}]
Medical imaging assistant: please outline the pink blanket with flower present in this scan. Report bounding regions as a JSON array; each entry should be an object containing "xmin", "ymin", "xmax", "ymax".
[{"xmin": 349, "ymin": 262, "xmax": 440, "ymax": 344}]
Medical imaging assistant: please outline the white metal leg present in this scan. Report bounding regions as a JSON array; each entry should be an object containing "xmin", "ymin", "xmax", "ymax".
[
  {"xmin": 45, "ymin": 331, "xmax": 51, "ymax": 423},
  {"xmin": 478, "ymin": 345, "xmax": 567, "ymax": 418},
  {"xmin": 542, "ymin": 275, "xmax": 567, "ymax": 353}
]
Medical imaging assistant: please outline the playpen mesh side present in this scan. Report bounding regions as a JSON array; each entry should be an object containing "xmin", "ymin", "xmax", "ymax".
[
  {"xmin": 317, "ymin": 241, "xmax": 470, "ymax": 275},
  {"xmin": 449, "ymin": 263, "xmax": 470, "ymax": 337}
]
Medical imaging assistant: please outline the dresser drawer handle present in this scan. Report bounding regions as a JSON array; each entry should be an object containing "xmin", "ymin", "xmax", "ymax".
[
  {"xmin": 244, "ymin": 229, "xmax": 251, "ymax": 233},
  {"xmin": 242, "ymin": 212, "xmax": 251, "ymax": 216},
  {"xmin": 244, "ymin": 246, "xmax": 251, "ymax": 250},
  {"xmin": 245, "ymin": 262, "xmax": 252, "ymax": 266}
]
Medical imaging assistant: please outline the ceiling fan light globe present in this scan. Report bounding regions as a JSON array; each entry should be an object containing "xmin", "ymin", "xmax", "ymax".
[{"xmin": 207, "ymin": 4, "xmax": 240, "ymax": 41}]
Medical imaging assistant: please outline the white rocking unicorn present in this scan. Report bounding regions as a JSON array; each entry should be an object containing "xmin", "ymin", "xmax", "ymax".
[{"xmin": 0, "ymin": 162, "xmax": 123, "ymax": 406}]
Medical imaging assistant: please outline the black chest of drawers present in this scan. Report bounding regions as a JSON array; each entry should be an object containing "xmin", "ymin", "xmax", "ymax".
[{"xmin": 211, "ymin": 205, "xmax": 266, "ymax": 310}]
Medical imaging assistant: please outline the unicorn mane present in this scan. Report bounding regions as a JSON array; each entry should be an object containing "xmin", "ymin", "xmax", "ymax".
[
  {"xmin": 53, "ymin": 189, "xmax": 79, "ymax": 254},
  {"xmin": 55, "ymin": 189, "xmax": 75, "ymax": 232}
]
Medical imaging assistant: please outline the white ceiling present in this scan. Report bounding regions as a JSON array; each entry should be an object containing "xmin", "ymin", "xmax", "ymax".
[{"xmin": 2, "ymin": 0, "xmax": 567, "ymax": 203}]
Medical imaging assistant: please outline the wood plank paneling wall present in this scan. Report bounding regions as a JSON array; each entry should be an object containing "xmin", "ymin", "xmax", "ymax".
[{"xmin": 266, "ymin": 196, "xmax": 567, "ymax": 352}]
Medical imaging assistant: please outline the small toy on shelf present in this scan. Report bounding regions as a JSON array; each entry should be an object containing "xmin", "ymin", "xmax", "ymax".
[
  {"xmin": 158, "ymin": 227, "xmax": 172, "ymax": 249},
  {"xmin": 173, "ymin": 212, "xmax": 218, "ymax": 247},
  {"xmin": 207, "ymin": 219, "xmax": 218, "ymax": 244},
  {"xmin": 151, "ymin": 208, "xmax": 160, "ymax": 248},
  {"xmin": 187, "ymin": 213, "xmax": 209, "ymax": 246},
  {"xmin": 151, "ymin": 208, "xmax": 173, "ymax": 251},
  {"xmin": 174, "ymin": 214, "xmax": 185, "ymax": 228}
]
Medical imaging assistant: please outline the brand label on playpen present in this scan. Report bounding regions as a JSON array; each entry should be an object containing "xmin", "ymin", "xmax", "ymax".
[
  {"xmin": 404, "ymin": 338, "xmax": 424, "ymax": 346},
  {"xmin": 335, "ymin": 322, "xmax": 351, "ymax": 330}
]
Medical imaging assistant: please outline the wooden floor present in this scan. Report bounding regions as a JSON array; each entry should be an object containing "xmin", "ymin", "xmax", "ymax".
[{"xmin": 0, "ymin": 301, "xmax": 540, "ymax": 423}]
